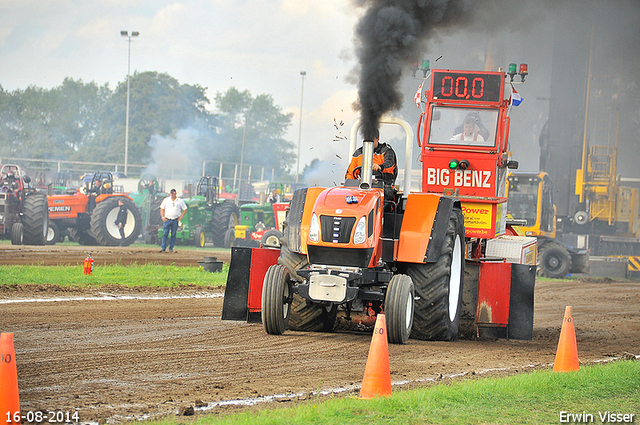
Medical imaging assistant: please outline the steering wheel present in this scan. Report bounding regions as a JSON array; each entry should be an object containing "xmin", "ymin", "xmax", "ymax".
[{"xmin": 352, "ymin": 166, "xmax": 362, "ymax": 180}]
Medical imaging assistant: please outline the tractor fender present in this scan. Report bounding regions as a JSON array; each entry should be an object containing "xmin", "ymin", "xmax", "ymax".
[
  {"xmin": 283, "ymin": 187, "xmax": 325, "ymax": 255},
  {"xmin": 397, "ymin": 194, "xmax": 460, "ymax": 263},
  {"xmin": 95, "ymin": 193, "xmax": 134, "ymax": 203}
]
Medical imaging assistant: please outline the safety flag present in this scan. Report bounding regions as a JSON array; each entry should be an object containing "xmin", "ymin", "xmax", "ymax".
[
  {"xmin": 511, "ymin": 87, "xmax": 523, "ymax": 106},
  {"xmin": 414, "ymin": 82, "xmax": 423, "ymax": 106}
]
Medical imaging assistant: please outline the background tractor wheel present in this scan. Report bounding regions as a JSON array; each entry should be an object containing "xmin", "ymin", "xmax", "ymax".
[
  {"xmin": 90, "ymin": 197, "xmax": 142, "ymax": 246},
  {"xmin": 46, "ymin": 221, "xmax": 60, "ymax": 245},
  {"xmin": 538, "ymin": 242, "xmax": 572, "ymax": 278},
  {"xmin": 260, "ymin": 229, "xmax": 283, "ymax": 248},
  {"xmin": 194, "ymin": 227, "xmax": 206, "ymax": 248},
  {"xmin": 11, "ymin": 222, "xmax": 23, "ymax": 245},
  {"xmin": 261, "ymin": 264, "xmax": 292, "ymax": 335},
  {"xmin": 68, "ymin": 228, "xmax": 98, "ymax": 246},
  {"xmin": 211, "ymin": 201, "xmax": 239, "ymax": 247},
  {"xmin": 21, "ymin": 192, "xmax": 48, "ymax": 245},
  {"xmin": 405, "ymin": 207, "xmax": 465, "ymax": 341},
  {"xmin": 385, "ymin": 274, "xmax": 415, "ymax": 344}
]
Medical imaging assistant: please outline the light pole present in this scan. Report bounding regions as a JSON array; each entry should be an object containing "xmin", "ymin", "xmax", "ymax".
[
  {"xmin": 296, "ymin": 71, "xmax": 306, "ymax": 183},
  {"xmin": 120, "ymin": 30, "xmax": 139, "ymax": 176}
]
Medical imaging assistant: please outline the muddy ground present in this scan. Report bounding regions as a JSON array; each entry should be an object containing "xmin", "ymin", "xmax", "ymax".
[{"xmin": 1, "ymin": 244, "xmax": 639, "ymax": 423}]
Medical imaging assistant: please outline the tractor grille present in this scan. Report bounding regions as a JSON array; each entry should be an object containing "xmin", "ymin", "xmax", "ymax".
[
  {"xmin": 320, "ymin": 216, "xmax": 356, "ymax": 244},
  {"xmin": 307, "ymin": 245, "xmax": 374, "ymax": 268}
]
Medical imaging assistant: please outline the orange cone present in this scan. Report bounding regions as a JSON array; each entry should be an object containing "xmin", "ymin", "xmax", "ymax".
[
  {"xmin": 553, "ymin": 306, "xmax": 580, "ymax": 372},
  {"xmin": 359, "ymin": 314, "xmax": 392, "ymax": 399},
  {"xmin": 0, "ymin": 333, "xmax": 21, "ymax": 425}
]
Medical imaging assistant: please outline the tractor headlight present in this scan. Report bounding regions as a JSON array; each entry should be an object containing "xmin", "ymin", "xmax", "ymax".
[
  {"xmin": 353, "ymin": 216, "xmax": 367, "ymax": 244},
  {"xmin": 309, "ymin": 213, "xmax": 320, "ymax": 242}
]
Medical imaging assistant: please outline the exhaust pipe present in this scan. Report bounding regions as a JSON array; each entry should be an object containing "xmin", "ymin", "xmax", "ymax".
[{"xmin": 360, "ymin": 139, "xmax": 374, "ymax": 190}]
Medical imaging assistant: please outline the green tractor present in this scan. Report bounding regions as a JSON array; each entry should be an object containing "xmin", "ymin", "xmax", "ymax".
[
  {"xmin": 129, "ymin": 175, "xmax": 168, "ymax": 245},
  {"xmin": 232, "ymin": 183, "xmax": 290, "ymax": 248},
  {"xmin": 158, "ymin": 176, "xmax": 240, "ymax": 247}
]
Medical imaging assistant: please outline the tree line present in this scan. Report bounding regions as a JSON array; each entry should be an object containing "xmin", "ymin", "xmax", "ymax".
[{"xmin": 0, "ymin": 72, "xmax": 296, "ymax": 179}]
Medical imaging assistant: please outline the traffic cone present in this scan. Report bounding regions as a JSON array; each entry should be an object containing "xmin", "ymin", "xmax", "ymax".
[
  {"xmin": 0, "ymin": 333, "xmax": 21, "ymax": 425},
  {"xmin": 359, "ymin": 314, "xmax": 392, "ymax": 399},
  {"xmin": 553, "ymin": 306, "xmax": 580, "ymax": 372}
]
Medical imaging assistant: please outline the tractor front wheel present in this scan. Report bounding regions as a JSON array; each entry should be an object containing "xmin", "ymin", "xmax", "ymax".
[
  {"xmin": 11, "ymin": 222, "xmax": 23, "ymax": 245},
  {"xmin": 262, "ymin": 264, "xmax": 292, "ymax": 335},
  {"xmin": 406, "ymin": 207, "xmax": 465, "ymax": 341},
  {"xmin": 46, "ymin": 221, "xmax": 60, "ymax": 245},
  {"xmin": 261, "ymin": 229, "xmax": 283, "ymax": 248},
  {"xmin": 194, "ymin": 227, "xmax": 206, "ymax": 248},
  {"xmin": 385, "ymin": 274, "xmax": 414, "ymax": 344}
]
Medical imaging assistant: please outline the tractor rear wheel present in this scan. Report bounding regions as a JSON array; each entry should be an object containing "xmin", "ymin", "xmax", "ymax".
[
  {"xmin": 538, "ymin": 242, "xmax": 571, "ymax": 278},
  {"xmin": 46, "ymin": 221, "xmax": 60, "ymax": 245},
  {"xmin": 288, "ymin": 295, "xmax": 338, "ymax": 332},
  {"xmin": 68, "ymin": 227, "xmax": 98, "ymax": 246},
  {"xmin": 22, "ymin": 192, "xmax": 48, "ymax": 245},
  {"xmin": 385, "ymin": 274, "xmax": 415, "ymax": 344},
  {"xmin": 90, "ymin": 197, "xmax": 142, "ymax": 246},
  {"xmin": 278, "ymin": 221, "xmax": 308, "ymax": 281},
  {"xmin": 262, "ymin": 264, "xmax": 292, "ymax": 335},
  {"xmin": 211, "ymin": 201, "xmax": 239, "ymax": 247},
  {"xmin": 406, "ymin": 207, "xmax": 465, "ymax": 341},
  {"xmin": 11, "ymin": 222, "xmax": 23, "ymax": 245}
]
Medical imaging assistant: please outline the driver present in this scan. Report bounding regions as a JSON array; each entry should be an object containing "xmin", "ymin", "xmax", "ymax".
[
  {"xmin": 345, "ymin": 128, "xmax": 397, "ymax": 187},
  {"xmin": 451, "ymin": 115, "xmax": 487, "ymax": 142}
]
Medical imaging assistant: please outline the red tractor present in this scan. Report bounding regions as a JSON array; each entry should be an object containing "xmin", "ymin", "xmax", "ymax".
[
  {"xmin": 224, "ymin": 66, "xmax": 535, "ymax": 343},
  {"xmin": 0, "ymin": 164, "xmax": 49, "ymax": 245},
  {"xmin": 47, "ymin": 171, "xmax": 142, "ymax": 246}
]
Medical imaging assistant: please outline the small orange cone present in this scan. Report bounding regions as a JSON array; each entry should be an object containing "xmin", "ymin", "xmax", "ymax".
[
  {"xmin": 553, "ymin": 306, "xmax": 580, "ymax": 372},
  {"xmin": 0, "ymin": 333, "xmax": 21, "ymax": 425},
  {"xmin": 359, "ymin": 314, "xmax": 392, "ymax": 399}
]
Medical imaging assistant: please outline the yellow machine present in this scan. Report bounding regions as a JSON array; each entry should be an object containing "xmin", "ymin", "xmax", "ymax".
[{"xmin": 507, "ymin": 172, "xmax": 589, "ymax": 278}]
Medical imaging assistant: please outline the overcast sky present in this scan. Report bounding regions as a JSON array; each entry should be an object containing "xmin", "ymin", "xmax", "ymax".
[
  {"xmin": 2, "ymin": 1, "xmax": 639, "ymax": 184},
  {"xmin": 1, "ymin": 0, "xmax": 364, "ymax": 176}
]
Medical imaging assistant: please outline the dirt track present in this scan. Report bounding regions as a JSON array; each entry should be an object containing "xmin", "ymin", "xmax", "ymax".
[
  {"xmin": 0, "ymin": 244, "xmax": 231, "ymax": 267},
  {"xmin": 1, "ymin": 245, "xmax": 639, "ymax": 423}
]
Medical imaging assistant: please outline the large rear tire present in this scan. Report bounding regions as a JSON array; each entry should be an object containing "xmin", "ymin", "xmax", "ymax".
[
  {"xmin": 385, "ymin": 274, "xmax": 414, "ymax": 344},
  {"xmin": 288, "ymin": 295, "xmax": 338, "ymax": 332},
  {"xmin": 68, "ymin": 227, "xmax": 98, "ymax": 245},
  {"xmin": 90, "ymin": 197, "xmax": 142, "ymax": 246},
  {"xmin": 22, "ymin": 192, "xmax": 48, "ymax": 245},
  {"xmin": 211, "ymin": 201, "xmax": 239, "ymax": 247},
  {"xmin": 10, "ymin": 222, "xmax": 23, "ymax": 245},
  {"xmin": 538, "ymin": 242, "xmax": 571, "ymax": 278},
  {"xmin": 406, "ymin": 207, "xmax": 465, "ymax": 341},
  {"xmin": 262, "ymin": 264, "xmax": 292, "ymax": 335}
]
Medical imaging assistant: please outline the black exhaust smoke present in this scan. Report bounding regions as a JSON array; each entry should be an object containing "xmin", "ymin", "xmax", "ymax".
[{"xmin": 353, "ymin": 0, "xmax": 473, "ymax": 137}]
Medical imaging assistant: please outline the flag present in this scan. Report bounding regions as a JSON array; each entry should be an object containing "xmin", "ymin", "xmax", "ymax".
[
  {"xmin": 511, "ymin": 87, "xmax": 523, "ymax": 106},
  {"xmin": 414, "ymin": 82, "xmax": 423, "ymax": 106}
]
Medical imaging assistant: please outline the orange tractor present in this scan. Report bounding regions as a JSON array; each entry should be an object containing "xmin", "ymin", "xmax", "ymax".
[
  {"xmin": 47, "ymin": 172, "xmax": 142, "ymax": 246},
  {"xmin": 223, "ymin": 66, "xmax": 536, "ymax": 343}
]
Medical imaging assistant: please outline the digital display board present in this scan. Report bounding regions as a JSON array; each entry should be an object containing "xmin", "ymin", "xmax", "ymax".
[{"xmin": 431, "ymin": 71, "xmax": 503, "ymax": 103}]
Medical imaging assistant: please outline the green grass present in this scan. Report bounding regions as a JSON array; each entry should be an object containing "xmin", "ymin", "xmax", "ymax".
[
  {"xmin": 0, "ymin": 263, "xmax": 229, "ymax": 287},
  {"xmin": 161, "ymin": 361, "xmax": 639, "ymax": 425}
]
